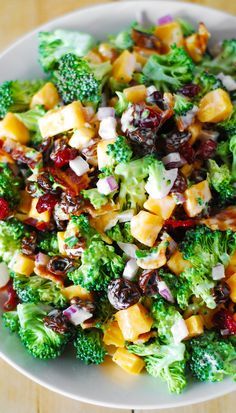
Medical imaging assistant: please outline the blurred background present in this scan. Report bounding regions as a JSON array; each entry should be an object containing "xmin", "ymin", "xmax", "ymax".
[{"xmin": 0, "ymin": 0, "xmax": 235, "ymax": 412}]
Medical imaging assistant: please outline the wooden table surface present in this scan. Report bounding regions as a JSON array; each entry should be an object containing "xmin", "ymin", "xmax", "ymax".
[{"xmin": 0, "ymin": 0, "xmax": 236, "ymax": 412}]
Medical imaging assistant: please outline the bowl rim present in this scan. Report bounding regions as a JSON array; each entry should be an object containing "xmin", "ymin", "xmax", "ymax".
[{"xmin": 0, "ymin": 1, "xmax": 236, "ymax": 408}]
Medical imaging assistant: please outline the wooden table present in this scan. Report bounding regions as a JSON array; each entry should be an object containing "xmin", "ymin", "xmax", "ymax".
[{"xmin": 0, "ymin": 0, "xmax": 236, "ymax": 412}]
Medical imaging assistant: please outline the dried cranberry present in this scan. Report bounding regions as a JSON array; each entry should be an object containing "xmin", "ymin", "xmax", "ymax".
[
  {"xmin": 44, "ymin": 309, "xmax": 71, "ymax": 334},
  {"xmin": 36, "ymin": 193, "xmax": 58, "ymax": 213},
  {"xmin": 137, "ymin": 107, "xmax": 162, "ymax": 129},
  {"xmin": 213, "ymin": 308, "xmax": 236, "ymax": 336},
  {"xmin": 197, "ymin": 139, "xmax": 217, "ymax": 160},
  {"xmin": 179, "ymin": 142, "xmax": 195, "ymax": 164},
  {"xmin": 165, "ymin": 131, "xmax": 191, "ymax": 152},
  {"xmin": 138, "ymin": 270, "xmax": 159, "ymax": 296},
  {"xmin": 0, "ymin": 198, "xmax": 10, "ymax": 220},
  {"xmin": 147, "ymin": 91, "xmax": 164, "ymax": 108},
  {"xmin": 212, "ymin": 282, "xmax": 230, "ymax": 304},
  {"xmin": 178, "ymin": 84, "xmax": 201, "ymax": 98},
  {"xmin": 108, "ymin": 278, "xmax": 141, "ymax": 310},
  {"xmin": 164, "ymin": 218, "xmax": 197, "ymax": 229},
  {"xmin": 3, "ymin": 281, "xmax": 18, "ymax": 311},
  {"xmin": 47, "ymin": 256, "xmax": 74, "ymax": 276},
  {"xmin": 170, "ymin": 172, "xmax": 187, "ymax": 194},
  {"xmin": 21, "ymin": 231, "xmax": 37, "ymax": 255},
  {"xmin": 128, "ymin": 128, "xmax": 157, "ymax": 154},
  {"xmin": 37, "ymin": 172, "xmax": 58, "ymax": 194},
  {"xmin": 53, "ymin": 148, "xmax": 77, "ymax": 168}
]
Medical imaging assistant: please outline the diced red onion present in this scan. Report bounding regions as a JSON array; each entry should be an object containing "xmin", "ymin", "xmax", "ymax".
[
  {"xmin": 97, "ymin": 176, "xmax": 118, "ymax": 195},
  {"xmin": 35, "ymin": 253, "xmax": 50, "ymax": 266},
  {"xmin": 123, "ymin": 259, "xmax": 139, "ymax": 280},
  {"xmin": 97, "ymin": 107, "xmax": 115, "ymax": 120},
  {"xmin": 118, "ymin": 209, "xmax": 134, "ymax": 223},
  {"xmin": 158, "ymin": 280, "xmax": 174, "ymax": 303},
  {"xmin": 0, "ymin": 262, "xmax": 10, "ymax": 288},
  {"xmin": 117, "ymin": 242, "xmax": 138, "ymax": 258},
  {"xmin": 63, "ymin": 305, "xmax": 92, "ymax": 326},
  {"xmin": 171, "ymin": 318, "xmax": 189, "ymax": 344},
  {"xmin": 157, "ymin": 14, "xmax": 173, "ymax": 25},
  {"xmin": 212, "ymin": 263, "xmax": 225, "ymax": 280},
  {"xmin": 220, "ymin": 328, "xmax": 230, "ymax": 336}
]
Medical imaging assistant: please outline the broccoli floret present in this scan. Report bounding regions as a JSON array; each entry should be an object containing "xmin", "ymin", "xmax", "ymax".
[
  {"xmin": 194, "ymin": 71, "xmax": 223, "ymax": 101},
  {"xmin": 174, "ymin": 94, "xmax": 194, "ymax": 116},
  {"xmin": 12, "ymin": 273, "xmax": 67, "ymax": 308},
  {"xmin": 106, "ymin": 222, "xmax": 133, "ymax": 243},
  {"xmin": 181, "ymin": 267, "xmax": 216, "ymax": 309},
  {"xmin": 176, "ymin": 276, "xmax": 193, "ymax": 310},
  {"xmin": 144, "ymin": 159, "xmax": 176, "ymax": 201},
  {"xmin": 52, "ymin": 53, "xmax": 111, "ymax": 105},
  {"xmin": 128, "ymin": 340, "xmax": 187, "ymax": 394},
  {"xmin": 217, "ymin": 108, "xmax": 236, "ymax": 180},
  {"xmin": 38, "ymin": 29, "xmax": 96, "ymax": 72},
  {"xmin": 0, "ymin": 163, "xmax": 22, "ymax": 208},
  {"xmin": 219, "ymin": 106, "xmax": 236, "ymax": 136},
  {"xmin": 74, "ymin": 328, "xmax": 107, "ymax": 365},
  {"xmin": 142, "ymin": 45, "xmax": 195, "ymax": 92},
  {"xmin": 0, "ymin": 218, "xmax": 25, "ymax": 264},
  {"xmin": 108, "ymin": 77, "xmax": 129, "ymax": 93},
  {"xmin": 207, "ymin": 159, "xmax": 235, "ymax": 204},
  {"xmin": 151, "ymin": 298, "xmax": 183, "ymax": 344},
  {"xmin": 2, "ymin": 311, "xmax": 19, "ymax": 332},
  {"xmin": 68, "ymin": 240, "xmax": 124, "ymax": 291},
  {"xmin": 15, "ymin": 105, "xmax": 46, "ymax": 146},
  {"xmin": 177, "ymin": 18, "xmax": 195, "ymax": 37},
  {"xmin": 201, "ymin": 39, "xmax": 236, "ymax": 76},
  {"xmin": 17, "ymin": 303, "xmax": 69, "ymax": 359},
  {"xmin": 107, "ymin": 135, "xmax": 133, "ymax": 164},
  {"xmin": 216, "ymin": 140, "xmax": 231, "ymax": 167},
  {"xmin": 114, "ymin": 92, "xmax": 129, "ymax": 116},
  {"xmin": 109, "ymin": 28, "xmax": 133, "ymax": 50},
  {"xmin": 229, "ymin": 134, "xmax": 236, "ymax": 181},
  {"xmin": 114, "ymin": 155, "xmax": 154, "ymax": 210},
  {"xmin": 188, "ymin": 332, "xmax": 236, "ymax": 382},
  {"xmin": 0, "ymin": 80, "xmax": 45, "ymax": 118},
  {"xmin": 71, "ymin": 214, "xmax": 101, "ymax": 244},
  {"xmin": 94, "ymin": 294, "xmax": 115, "ymax": 328},
  {"xmin": 81, "ymin": 188, "xmax": 108, "ymax": 209},
  {"xmin": 38, "ymin": 232, "xmax": 59, "ymax": 256}
]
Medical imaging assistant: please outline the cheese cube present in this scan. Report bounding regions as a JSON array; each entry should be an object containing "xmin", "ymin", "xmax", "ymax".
[
  {"xmin": 0, "ymin": 113, "xmax": 30, "ymax": 144},
  {"xmin": 28, "ymin": 198, "xmax": 50, "ymax": 223},
  {"xmin": 226, "ymin": 251, "xmax": 236, "ymax": 276},
  {"xmin": 131, "ymin": 211, "xmax": 163, "ymax": 247},
  {"xmin": 123, "ymin": 85, "xmax": 147, "ymax": 103},
  {"xmin": 112, "ymin": 50, "xmax": 136, "ymax": 82},
  {"xmin": 137, "ymin": 244, "xmax": 167, "ymax": 269},
  {"xmin": 184, "ymin": 180, "xmax": 212, "ymax": 217},
  {"xmin": 154, "ymin": 21, "xmax": 183, "ymax": 51},
  {"xmin": 62, "ymin": 285, "xmax": 93, "ymax": 301},
  {"xmin": 10, "ymin": 253, "xmax": 35, "ymax": 277},
  {"xmin": 144, "ymin": 195, "xmax": 176, "ymax": 220},
  {"xmin": 113, "ymin": 347, "xmax": 145, "ymax": 375},
  {"xmin": 115, "ymin": 303, "xmax": 153, "ymax": 342},
  {"xmin": 57, "ymin": 231, "xmax": 67, "ymax": 255},
  {"xmin": 30, "ymin": 82, "xmax": 60, "ymax": 110},
  {"xmin": 18, "ymin": 191, "xmax": 32, "ymax": 214},
  {"xmin": 97, "ymin": 138, "xmax": 115, "ymax": 169},
  {"xmin": 185, "ymin": 315, "xmax": 204, "ymax": 338},
  {"xmin": 69, "ymin": 126, "xmax": 95, "ymax": 150},
  {"xmin": 226, "ymin": 273, "xmax": 236, "ymax": 303},
  {"xmin": 167, "ymin": 250, "xmax": 192, "ymax": 275},
  {"xmin": 103, "ymin": 320, "xmax": 125, "ymax": 348},
  {"xmin": 197, "ymin": 89, "xmax": 233, "ymax": 123},
  {"xmin": 39, "ymin": 101, "xmax": 85, "ymax": 138}
]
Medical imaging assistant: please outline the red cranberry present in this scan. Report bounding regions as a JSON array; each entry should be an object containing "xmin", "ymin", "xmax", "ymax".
[
  {"xmin": 197, "ymin": 139, "xmax": 217, "ymax": 160},
  {"xmin": 36, "ymin": 193, "xmax": 58, "ymax": 213},
  {"xmin": 179, "ymin": 142, "xmax": 195, "ymax": 164},
  {"xmin": 0, "ymin": 198, "xmax": 10, "ymax": 220},
  {"xmin": 213, "ymin": 309, "xmax": 236, "ymax": 336},
  {"xmin": 3, "ymin": 281, "xmax": 18, "ymax": 311},
  {"xmin": 138, "ymin": 107, "xmax": 162, "ymax": 129},
  {"xmin": 53, "ymin": 148, "xmax": 77, "ymax": 168},
  {"xmin": 164, "ymin": 218, "xmax": 197, "ymax": 229},
  {"xmin": 178, "ymin": 84, "xmax": 201, "ymax": 98}
]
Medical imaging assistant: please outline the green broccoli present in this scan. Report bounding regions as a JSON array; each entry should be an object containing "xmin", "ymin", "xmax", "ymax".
[
  {"xmin": 181, "ymin": 267, "xmax": 215, "ymax": 309},
  {"xmin": 106, "ymin": 222, "xmax": 133, "ymax": 243},
  {"xmin": 81, "ymin": 188, "xmax": 108, "ymax": 209},
  {"xmin": 74, "ymin": 328, "xmax": 107, "ymax": 365},
  {"xmin": 201, "ymin": 39, "xmax": 236, "ymax": 76},
  {"xmin": 0, "ymin": 163, "xmax": 22, "ymax": 208},
  {"xmin": 0, "ymin": 80, "xmax": 45, "ymax": 118},
  {"xmin": 142, "ymin": 45, "xmax": 195, "ymax": 92},
  {"xmin": 68, "ymin": 240, "xmax": 124, "ymax": 291},
  {"xmin": 114, "ymin": 155, "xmax": 154, "ymax": 210},
  {"xmin": 128, "ymin": 340, "xmax": 187, "ymax": 394},
  {"xmin": 108, "ymin": 77, "xmax": 129, "ymax": 93},
  {"xmin": 207, "ymin": 159, "xmax": 235, "ymax": 204},
  {"xmin": 194, "ymin": 71, "xmax": 223, "ymax": 101},
  {"xmin": 229, "ymin": 134, "xmax": 236, "ymax": 181},
  {"xmin": 2, "ymin": 311, "xmax": 19, "ymax": 332},
  {"xmin": 219, "ymin": 106, "xmax": 236, "ymax": 136},
  {"xmin": 151, "ymin": 298, "xmax": 183, "ymax": 344},
  {"xmin": 114, "ymin": 92, "xmax": 129, "ymax": 116},
  {"xmin": 12, "ymin": 273, "xmax": 67, "ymax": 308},
  {"xmin": 177, "ymin": 18, "xmax": 195, "ymax": 37},
  {"xmin": 38, "ymin": 232, "xmax": 59, "ymax": 256},
  {"xmin": 71, "ymin": 214, "xmax": 101, "ymax": 244},
  {"xmin": 159, "ymin": 270, "xmax": 193, "ymax": 310},
  {"xmin": 94, "ymin": 294, "xmax": 115, "ymax": 328},
  {"xmin": 38, "ymin": 29, "xmax": 96, "ymax": 72},
  {"xmin": 217, "ymin": 107, "xmax": 236, "ymax": 180},
  {"xmin": 216, "ymin": 140, "xmax": 231, "ymax": 167},
  {"xmin": 144, "ymin": 159, "xmax": 176, "ymax": 202},
  {"xmin": 52, "ymin": 53, "xmax": 111, "ymax": 105},
  {"xmin": 0, "ymin": 218, "xmax": 25, "ymax": 264},
  {"xmin": 174, "ymin": 94, "xmax": 194, "ymax": 116},
  {"xmin": 15, "ymin": 105, "xmax": 46, "ymax": 146},
  {"xmin": 188, "ymin": 331, "xmax": 236, "ymax": 382},
  {"xmin": 17, "ymin": 303, "xmax": 70, "ymax": 359},
  {"xmin": 107, "ymin": 135, "xmax": 133, "ymax": 164},
  {"xmin": 109, "ymin": 28, "xmax": 133, "ymax": 50}
]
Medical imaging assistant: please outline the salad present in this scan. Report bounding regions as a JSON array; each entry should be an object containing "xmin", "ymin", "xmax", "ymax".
[{"xmin": 0, "ymin": 14, "xmax": 236, "ymax": 395}]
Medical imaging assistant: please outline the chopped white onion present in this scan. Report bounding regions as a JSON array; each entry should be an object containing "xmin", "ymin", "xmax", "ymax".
[
  {"xmin": 99, "ymin": 116, "xmax": 117, "ymax": 140},
  {"xmin": 69, "ymin": 156, "xmax": 90, "ymax": 177},
  {"xmin": 158, "ymin": 281, "xmax": 174, "ymax": 303},
  {"xmin": 162, "ymin": 152, "xmax": 186, "ymax": 167},
  {"xmin": 199, "ymin": 129, "xmax": 219, "ymax": 141},
  {"xmin": 35, "ymin": 253, "xmax": 50, "ymax": 266},
  {"xmin": 179, "ymin": 106, "xmax": 198, "ymax": 130},
  {"xmin": 118, "ymin": 209, "xmax": 135, "ymax": 223},
  {"xmin": 97, "ymin": 176, "xmax": 118, "ymax": 195},
  {"xmin": 123, "ymin": 259, "xmax": 139, "ymax": 280},
  {"xmin": 217, "ymin": 72, "xmax": 236, "ymax": 91},
  {"xmin": 63, "ymin": 305, "xmax": 92, "ymax": 326},
  {"xmin": 121, "ymin": 106, "xmax": 135, "ymax": 133},
  {"xmin": 212, "ymin": 263, "xmax": 225, "ymax": 280},
  {"xmin": 147, "ymin": 85, "xmax": 157, "ymax": 96},
  {"xmin": 171, "ymin": 318, "xmax": 189, "ymax": 344},
  {"xmin": 145, "ymin": 168, "xmax": 178, "ymax": 199},
  {"xmin": 0, "ymin": 262, "xmax": 10, "ymax": 288},
  {"xmin": 97, "ymin": 107, "xmax": 115, "ymax": 120},
  {"xmin": 117, "ymin": 242, "xmax": 138, "ymax": 258}
]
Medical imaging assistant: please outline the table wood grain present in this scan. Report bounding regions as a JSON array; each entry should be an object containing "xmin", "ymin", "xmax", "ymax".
[{"xmin": 0, "ymin": 1, "xmax": 236, "ymax": 412}]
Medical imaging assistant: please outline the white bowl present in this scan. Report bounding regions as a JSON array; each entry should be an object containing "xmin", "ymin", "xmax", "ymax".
[{"xmin": 0, "ymin": 1, "xmax": 236, "ymax": 409}]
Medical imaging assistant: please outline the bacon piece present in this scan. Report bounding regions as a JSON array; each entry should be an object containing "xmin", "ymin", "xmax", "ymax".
[
  {"xmin": 48, "ymin": 166, "xmax": 90, "ymax": 197},
  {"xmin": 200, "ymin": 206, "xmax": 236, "ymax": 232}
]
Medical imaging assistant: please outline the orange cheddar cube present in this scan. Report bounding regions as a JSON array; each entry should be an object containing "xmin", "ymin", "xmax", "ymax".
[
  {"xmin": 198, "ymin": 89, "xmax": 233, "ymax": 123},
  {"xmin": 226, "ymin": 273, "xmax": 236, "ymax": 303},
  {"xmin": 112, "ymin": 50, "xmax": 136, "ymax": 82},
  {"xmin": 30, "ymin": 82, "xmax": 60, "ymax": 110},
  {"xmin": 184, "ymin": 180, "xmax": 212, "ymax": 218},
  {"xmin": 144, "ymin": 195, "xmax": 176, "ymax": 220},
  {"xmin": 29, "ymin": 198, "xmax": 50, "ymax": 223},
  {"xmin": 103, "ymin": 320, "xmax": 125, "ymax": 348},
  {"xmin": 155, "ymin": 21, "xmax": 183, "ymax": 51},
  {"xmin": 62, "ymin": 285, "xmax": 93, "ymax": 301},
  {"xmin": 185, "ymin": 315, "xmax": 204, "ymax": 338},
  {"xmin": 10, "ymin": 253, "xmax": 35, "ymax": 277},
  {"xmin": 131, "ymin": 211, "xmax": 163, "ymax": 247},
  {"xmin": 226, "ymin": 251, "xmax": 236, "ymax": 277},
  {"xmin": 18, "ymin": 191, "xmax": 32, "ymax": 214},
  {"xmin": 0, "ymin": 113, "xmax": 30, "ymax": 144},
  {"xmin": 167, "ymin": 250, "xmax": 192, "ymax": 275},
  {"xmin": 115, "ymin": 303, "xmax": 153, "ymax": 342},
  {"xmin": 123, "ymin": 85, "xmax": 147, "ymax": 103},
  {"xmin": 112, "ymin": 347, "xmax": 145, "ymax": 375}
]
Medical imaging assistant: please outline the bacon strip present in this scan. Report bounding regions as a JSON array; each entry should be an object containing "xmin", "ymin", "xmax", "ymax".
[{"xmin": 201, "ymin": 206, "xmax": 236, "ymax": 232}]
